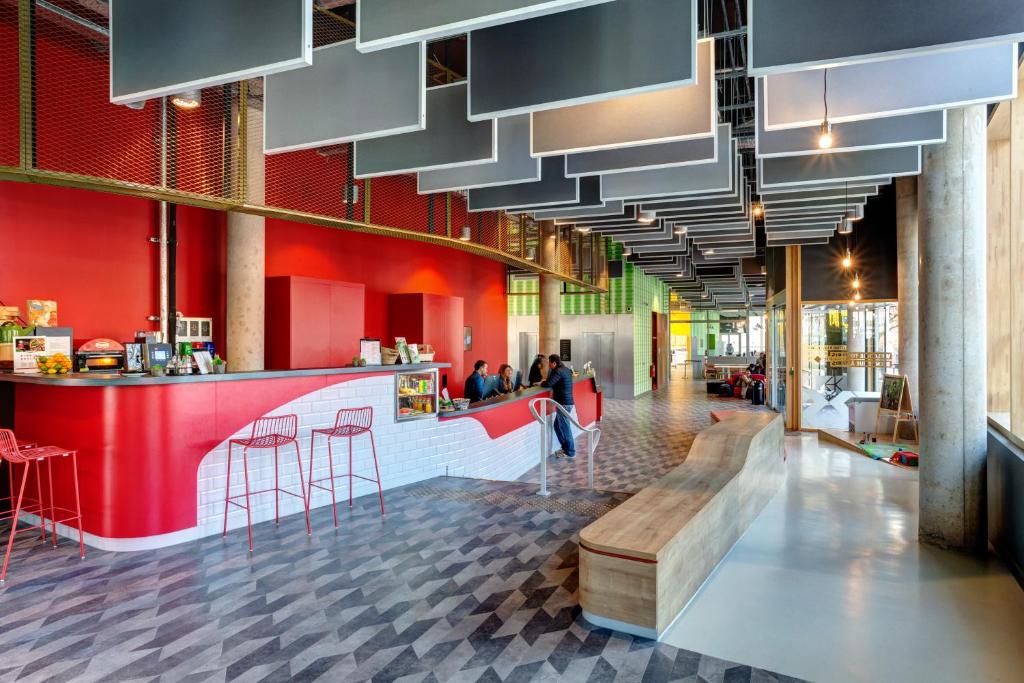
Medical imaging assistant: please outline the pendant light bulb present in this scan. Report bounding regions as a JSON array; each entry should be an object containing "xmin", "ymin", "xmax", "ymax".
[
  {"xmin": 752, "ymin": 202, "xmax": 764, "ymax": 218},
  {"xmin": 852, "ymin": 276, "xmax": 861, "ymax": 289},
  {"xmin": 853, "ymin": 291, "xmax": 862, "ymax": 301},
  {"xmin": 818, "ymin": 119, "xmax": 833, "ymax": 149},
  {"xmin": 841, "ymin": 249, "xmax": 852, "ymax": 269}
]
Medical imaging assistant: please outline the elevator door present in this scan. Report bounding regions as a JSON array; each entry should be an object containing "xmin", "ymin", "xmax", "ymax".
[
  {"xmin": 582, "ymin": 332, "xmax": 615, "ymax": 398},
  {"xmin": 519, "ymin": 332, "xmax": 538, "ymax": 379}
]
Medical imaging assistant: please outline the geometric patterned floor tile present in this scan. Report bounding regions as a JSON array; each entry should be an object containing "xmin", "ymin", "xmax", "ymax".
[{"xmin": 0, "ymin": 381, "xmax": 799, "ymax": 682}]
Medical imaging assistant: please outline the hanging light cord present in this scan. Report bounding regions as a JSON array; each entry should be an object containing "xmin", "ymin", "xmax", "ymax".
[{"xmin": 823, "ymin": 69, "xmax": 829, "ymax": 121}]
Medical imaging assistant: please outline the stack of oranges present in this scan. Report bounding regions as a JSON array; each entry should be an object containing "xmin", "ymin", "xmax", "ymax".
[{"xmin": 36, "ymin": 352, "xmax": 73, "ymax": 374}]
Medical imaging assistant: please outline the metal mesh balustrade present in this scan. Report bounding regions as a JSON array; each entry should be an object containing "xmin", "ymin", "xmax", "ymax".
[{"xmin": 0, "ymin": 0, "xmax": 600, "ymax": 291}]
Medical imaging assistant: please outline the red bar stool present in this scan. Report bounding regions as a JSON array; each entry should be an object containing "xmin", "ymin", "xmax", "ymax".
[
  {"xmin": 0, "ymin": 429, "xmax": 84, "ymax": 584},
  {"xmin": 222, "ymin": 414, "xmax": 310, "ymax": 552},
  {"xmin": 307, "ymin": 407, "xmax": 384, "ymax": 528}
]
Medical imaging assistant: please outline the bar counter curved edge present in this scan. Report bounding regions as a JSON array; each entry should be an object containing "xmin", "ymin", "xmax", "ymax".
[{"xmin": 0, "ymin": 366, "xmax": 600, "ymax": 551}]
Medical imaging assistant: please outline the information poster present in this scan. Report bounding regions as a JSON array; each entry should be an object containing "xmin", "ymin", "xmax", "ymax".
[
  {"xmin": 360, "ymin": 338, "xmax": 382, "ymax": 365},
  {"xmin": 395, "ymin": 337, "xmax": 412, "ymax": 364}
]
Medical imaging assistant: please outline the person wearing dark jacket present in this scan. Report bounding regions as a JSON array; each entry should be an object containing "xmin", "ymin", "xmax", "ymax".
[
  {"xmin": 494, "ymin": 364, "xmax": 515, "ymax": 395},
  {"xmin": 464, "ymin": 360, "xmax": 488, "ymax": 403},
  {"xmin": 528, "ymin": 354, "xmax": 545, "ymax": 386},
  {"xmin": 541, "ymin": 354, "xmax": 576, "ymax": 458}
]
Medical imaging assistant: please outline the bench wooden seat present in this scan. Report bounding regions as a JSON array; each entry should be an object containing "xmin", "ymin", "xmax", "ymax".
[{"xmin": 578, "ymin": 411, "xmax": 784, "ymax": 639}]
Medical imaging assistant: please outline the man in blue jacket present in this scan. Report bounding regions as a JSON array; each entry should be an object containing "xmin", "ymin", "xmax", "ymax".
[
  {"xmin": 464, "ymin": 360, "xmax": 488, "ymax": 403},
  {"xmin": 541, "ymin": 354, "xmax": 576, "ymax": 458}
]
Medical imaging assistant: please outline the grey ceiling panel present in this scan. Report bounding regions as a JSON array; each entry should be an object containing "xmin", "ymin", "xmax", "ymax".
[
  {"xmin": 765, "ymin": 220, "xmax": 840, "ymax": 232},
  {"xmin": 355, "ymin": 84, "xmax": 496, "ymax": 178},
  {"xmin": 356, "ymin": 0, "xmax": 613, "ymax": 52},
  {"xmin": 468, "ymin": 156, "xmax": 576, "ymax": 211},
  {"xmin": 535, "ymin": 200, "xmax": 625, "ymax": 220},
  {"xmin": 531, "ymin": 38, "xmax": 714, "ymax": 155},
  {"xmin": 749, "ymin": 0, "xmax": 1024, "ymax": 76},
  {"xmin": 757, "ymin": 176, "xmax": 892, "ymax": 193},
  {"xmin": 762, "ymin": 43, "xmax": 1017, "ymax": 130},
  {"xmin": 765, "ymin": 236, "xmax": 831, "ymax": 246},
  {"xmin": 762, "ymin": 197, "xmax": 868, "ymax": 211},
  {"xmin": 758, "ymin": 147, "xmax": 920, "ymax": 189},
  {"xmin": 110, "ymin": 0, "xmax": 311, "ymax": 103},
  {"xmin": 417, "ymin": 115, "xmax": 539, "ymax": 192},
  {"xmin": 555, "ymin": 206, "xmax": 639, "ymax": 225},
  {"xmin": 602, "ymin": 133, "xmax": 736, "ymax": 200},
  {"xmin": 502, "ymin": 176, "xmax": 603, "ymax": 212},
  {"xmin": 565, "ymin": 135, "xmax": 717, "ymax": 176},
  {"xmin": 468, "ymin": 0, "xmax": 697, "ymax": 119},
  {"xmin": 761, "ymin": 186, "xmax": 879, "ymax": 203},
  {"xmin": 754, "ymin": 80, "xmax": 946, "ymax": 157},
  {"xmin": 265, "ymin": 40, "xmax": 423, "ymax": 154}
]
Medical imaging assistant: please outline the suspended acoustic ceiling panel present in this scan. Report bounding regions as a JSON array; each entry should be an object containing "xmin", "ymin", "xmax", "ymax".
[
  {"xmin": 602, "ymin": 133, "xmax": 736, "ymax": 200},
  {"xmin": 356, "ymin": 0, "xmax": 614, "ymax": 52},
  {"xmin": 536, "ymin": 200, "xmax": 625, "ymax": 220},
  {"xmin": 608, "ymin": 223, "xmax": 675, "ymax": 241},
  {"xmin": 762, "ymin": 43, "xmax": 1018, "ymax": 130},
  {"xmin": 501, "ymin": 176, "xmax": 603, "ymax": 212},
  {"xmin": 765, "ymin": 236, "xmax": 830, "ymax": 246},
  {"xmin": 754, "ymin": 81, "xmax": 945, "ymax": 157},
  {"xmin": 355, "ymin": 84, "xmax": 496, "ymax": 178},
  {"xmin": 564, "ymin": 135, "xmax": 717, "ymax": 176},
  {"xmin": 762, "ymin": 197, "xmax": 868, "ymax": 212},
  {"xmin": 748, "ymin": 0, "xmax": 1024, "ymax": 76},
  {"xmin": 531, "ymin": 38, "xmax": 714, "ymax": 156},
  {"xmin": 761, "ymin": 185, "xmax": 879, "ymax": 203},
  {"xmin": 264, "ymin": 41, "xmax": 423, "ymax": 154},
  {"xmin": 468, "ymin": 0, "xmax": 698, "ymax": 120},
  {"xmin": 589, "ymin": 218, "xmax": 666, "ymax": 231},
  {"xmin": 109, "ymin": 0, "xmax": 312, "ymax": 103},
  {"xmin": 758, "ymin": 147, "xmax": 920, "ymax": 189},
  {"xmin": 757, "ymin": 176, "xmax": 892, "ymax": 193},
  {"xmin": 554, "ymin": 206, "xmax": 639, "ymax": 225},
  {"xmin": 417, "ymin": 115, "xmax": 539, "ymax": 193},
  {"xmin": 468, "ymin": 156, "xmax": 575, "ymax": 211},
  {"xmin": 656, "ymin": 205, "xmax": 749, "ymax": 220},
  {"xmin": 765, "ymin": 219, "xmax": 841, "ymax": 232},
  {"xmin": 766, "ymin": 228, "xmax": 836, "ymax": 239}
]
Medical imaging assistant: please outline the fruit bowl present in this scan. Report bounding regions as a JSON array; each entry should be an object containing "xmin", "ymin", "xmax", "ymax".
[{"xmin": 36, "ymin": 352, "xmax": 73, "ymax": 375}]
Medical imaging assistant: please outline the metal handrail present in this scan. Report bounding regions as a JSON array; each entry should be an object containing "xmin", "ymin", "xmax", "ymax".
[{"xmin": 528, "ymin": 397, "xmax": 601, "ymax": 496}]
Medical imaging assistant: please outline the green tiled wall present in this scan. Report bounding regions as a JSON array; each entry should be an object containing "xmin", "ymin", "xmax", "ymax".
[{"xmin": 630, "ymin": 265, "xmax": 670, "ymax": 396}]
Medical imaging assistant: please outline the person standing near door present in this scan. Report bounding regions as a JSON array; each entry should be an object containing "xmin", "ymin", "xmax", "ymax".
[{"xmin": 542, "ymin": 354, "xmax": 576, "ymax": 458}]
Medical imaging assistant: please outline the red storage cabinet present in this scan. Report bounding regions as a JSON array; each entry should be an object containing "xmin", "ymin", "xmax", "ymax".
[
  {"xmin": 389, "ymin": 293, "xmax": 464, "ymax": 396},
  {"xmin": 265, "ymin": 276, "xmax": 365, "ymax": 369}
]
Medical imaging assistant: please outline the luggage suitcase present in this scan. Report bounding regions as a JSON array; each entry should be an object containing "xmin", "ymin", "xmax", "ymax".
[{"xmin": 718, "ymin": 383, "xmax": 733, "ymax": 398}]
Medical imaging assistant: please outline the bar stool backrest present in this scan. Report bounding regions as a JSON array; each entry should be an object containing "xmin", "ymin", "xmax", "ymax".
[
  {"xmin": 0, "ymin": 429, "xmax": 21, "ymax": 463},
  {"xmin": 250, "ymin": 414, "xmax": 298, "ymax": 441},
  {"xmin": 334, "ymin": 407, "xmax": 373, "ymax": 431}
]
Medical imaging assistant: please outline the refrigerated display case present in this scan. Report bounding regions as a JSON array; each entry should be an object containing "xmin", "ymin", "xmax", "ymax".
[{"xmin": 395, "ymin": 367, "xmax": 439, "ymax": 422}]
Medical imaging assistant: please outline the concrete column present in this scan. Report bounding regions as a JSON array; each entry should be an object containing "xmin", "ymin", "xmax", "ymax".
[
  {"xmin": 917, "ymin": 105, "xmax": 988, "ymax": 552},
  {"xmin": 538, "ymin": 220, "xmax": 561, "ymax": 371},
  {"xmin": 847, "ymin": 305, "xmax": 865, "ymax": 391},
  {"xmin": 896, "ymin": 176, "xmax": 919, "ymax": 409},
  {"xmin": 226, "ymin": 103, "xmax": 266, "ymax": 371}
]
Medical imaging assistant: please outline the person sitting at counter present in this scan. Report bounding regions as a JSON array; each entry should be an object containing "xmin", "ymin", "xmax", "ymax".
[
  {"xmin": 541, "ymin": 354, "xmax": 576, "ymax": 459},
  {"xmin": 464, "ymin": 360, "xmax": 488, "ymax": 403},
  {"xmin": 528, "ymin": 354, "xmax": 545, "ymax": 386},
  {"xmin": 494, "ymin": 364, "xmax": 515, "ymax": 396}
]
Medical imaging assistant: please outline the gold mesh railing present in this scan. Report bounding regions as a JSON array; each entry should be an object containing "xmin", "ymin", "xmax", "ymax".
[{"xmin": 0, "ymin": 0, "xmax": 602, "ymax": 291}]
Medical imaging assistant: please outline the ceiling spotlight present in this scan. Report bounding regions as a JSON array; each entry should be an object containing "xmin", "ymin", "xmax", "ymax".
[
  {"xmin": 460, "ymin": 226, "xmax": 471, "ymax": 241},
  {"xmin": 752, "ymin": 202, "xmax": 764, "ymax": 218},
  {"xmin": 853, "ymin": 291, "xmax": 862, "ymax": 301},
  {"xmin": 837, "ymin": 217, "xmax": 853, "ymax": 235},
  {"xmin": 674, "ymin": 227, "xmax": 687, "ymax": 236},
  {"xmin": 701, "ymin": 292, "xmax": 709, "ymax": 299},
  {"xmin": 638, "ymin": 210, "xmax": 656, "ymax": 224},
  {"xmin": 706, "ymin": 249, "xmax": 715, "ymax": 255},
  {"xmin": 841, "ymin": 248, "xmax": 852, "ymax": 269},
  {"xmin": 125, "ymin": 100, "xmax": 146, "ymax": 110},
  {"xmin": 576, "ymin": 226, "xmax": 591, "ymax": 234},
  {"xmin": 623, "ymin": 249, "xmax": 632, "ymax": 257},
  {"xmin": 846, "ymin": 204, "xmax": 865, "ymax": 221},
  {"xmin": 852, "ymin": 275, "xmax": 861, "ymax": 289},
  {"xmin": 171, "ymin": 89, "xmax": 202, "ymax": 110},
  {"xmin": 676, "ymin": 273, "xmax": 684, "ymax": 278}
]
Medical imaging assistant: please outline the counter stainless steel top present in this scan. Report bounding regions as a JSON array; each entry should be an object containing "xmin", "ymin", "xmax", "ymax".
[
  {"xmin": 0, "ymin": 363, "xmax": 452, "ymax": 387},
  {"xmin": 439, "ymin": 375, "xmax": 599, "ymax": 418}
]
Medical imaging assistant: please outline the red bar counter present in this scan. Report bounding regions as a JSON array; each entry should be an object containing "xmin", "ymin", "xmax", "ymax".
[{"xmin": 0, "ymin": 367, "xmax": 600, "ymax": 550}]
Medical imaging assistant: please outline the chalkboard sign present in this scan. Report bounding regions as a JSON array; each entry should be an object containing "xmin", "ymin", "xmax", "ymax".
[
  {"xmin": 880, "ymin": 374, "xmax": 906, "ymax": 412},
  {"xmin": 559, "ymin": 339, "xmax": 572, "ymax": 362}
]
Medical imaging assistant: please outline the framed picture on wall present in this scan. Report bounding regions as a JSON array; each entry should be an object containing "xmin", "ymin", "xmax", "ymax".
[{"xmin": 463, "ymin": 326, "xmax": 473, "ymax": 351}]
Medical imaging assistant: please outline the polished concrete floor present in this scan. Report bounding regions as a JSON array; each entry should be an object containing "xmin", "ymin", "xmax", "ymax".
[{"xmin": 663, "ymin": 431, "xmax": 1024, "ymax": 683}]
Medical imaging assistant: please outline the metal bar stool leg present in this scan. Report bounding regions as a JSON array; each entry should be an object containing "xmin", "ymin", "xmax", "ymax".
[
  {"xmin": 1, "ymin": 462, "xmax": 30, "ymax": 583},
  {"xmin": 45, "ymin": 458, "xmax": 57, "ymax": 546},
  {"xmin": 223, "ymin": 443, "xmax": 234, "ymax": 538},
  {"xmin": 70, "ymin": 453, "xmax": 84, "ymax": 558},
  {"xmin": 326, "ymin": 437, "xmax": 338, "ymax": 527},
  {"xmin": 348, "ymin": 436, "xmax": 354, "ymax": 508},
  {"xmin": 293, "ymin": 441, "xmax": 311, "ymax": 536},
  {"xmin": 274, "ymin": 446, "xmax": 280, "ymax": 525},
  {"xmin": 307, "ymin": 433, "xmax": 316, "ymax": 510},
  {"xmin": 242, "ymin": 447, "xmax": 254, "ymax": 553},
  {"xmin": 368, "ymin": 431, "xmax": 385, "ymax": 516},
  {"xmin": 35, "ymin": 459, "xmax": 46, "ymax": 542}
]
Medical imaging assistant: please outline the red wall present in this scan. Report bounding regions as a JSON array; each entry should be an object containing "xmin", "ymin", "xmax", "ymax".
[
  {"xmin": 265, "ymin": 219, "xmax": 508, "ymax": 387},
  {"xmin": 0, "ymin": 182, "xmax": 508, "ymax": 382}
]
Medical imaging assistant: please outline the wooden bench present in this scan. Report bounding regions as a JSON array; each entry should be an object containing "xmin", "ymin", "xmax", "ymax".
[{"xmin": 578, "ymin": 411, "xmax": 785, "ymax": 639}]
